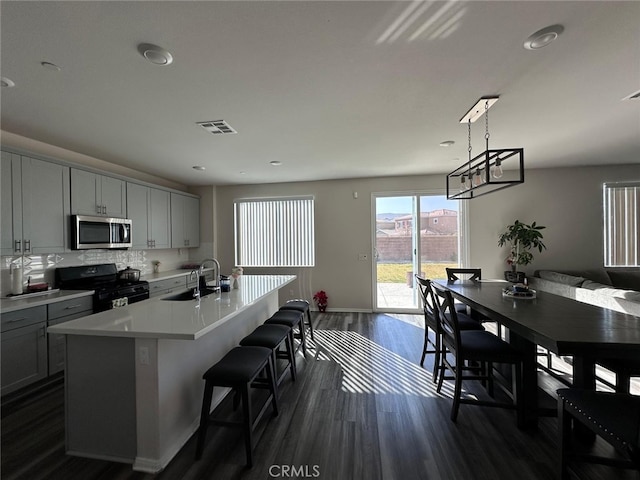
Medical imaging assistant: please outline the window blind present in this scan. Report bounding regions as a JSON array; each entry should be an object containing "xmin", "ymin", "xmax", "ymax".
[
  {"xmin": 234, "ymin": 196, "xmax": 315, "ymax": 267},
  {"xmin": 604, "ymin": 182, "xmax": 640, "ymax": 267}
]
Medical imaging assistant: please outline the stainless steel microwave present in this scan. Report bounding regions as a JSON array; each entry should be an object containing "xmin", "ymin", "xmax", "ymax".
[{"xmin": 71, "ymin": 215, "xmax": 132, "ymax": 250}]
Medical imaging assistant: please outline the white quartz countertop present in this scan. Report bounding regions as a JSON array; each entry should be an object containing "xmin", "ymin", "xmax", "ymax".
[
  {"xmin": 47, "ymin": 275, "xmax": 295, "ymax": 340},
  {"xmin": 1, "ymin": 289, "xmax": 94, "ymax": 314}
]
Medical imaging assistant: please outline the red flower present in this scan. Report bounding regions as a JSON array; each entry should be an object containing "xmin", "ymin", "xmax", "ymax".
[{"xmin": 313, "ymin": 290, "xmax": 328, "ymax": 304}]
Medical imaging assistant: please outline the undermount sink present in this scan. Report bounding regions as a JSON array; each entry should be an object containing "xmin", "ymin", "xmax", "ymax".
[{"xmin": 162, "ymin": 287, "xmax": 219, "ymax": 301}]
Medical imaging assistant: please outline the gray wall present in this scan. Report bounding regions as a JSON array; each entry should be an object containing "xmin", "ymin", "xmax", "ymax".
[
  {"xmin": 213, "ymin": 164, "xmax": 639, "ymax": 311},
  {"xmin": 468, "ymin": 164, "xmax": 640, "ymax": 279},
  {"xmin": 215, "ymin": 176, "xmax": 447, "ymax": 311}
]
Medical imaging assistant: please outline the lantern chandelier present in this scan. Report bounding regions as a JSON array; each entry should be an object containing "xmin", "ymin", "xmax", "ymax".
[{"xmin": 446, "ymin": 96, "xmax": 524, "ymax": 200}]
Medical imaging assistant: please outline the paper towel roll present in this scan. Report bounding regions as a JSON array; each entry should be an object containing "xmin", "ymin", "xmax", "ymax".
[{"xmin": 11, "ymin": 266, "xmax": 23, "ymax": 295}]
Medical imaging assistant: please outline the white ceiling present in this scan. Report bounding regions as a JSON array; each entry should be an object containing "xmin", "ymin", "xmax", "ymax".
[{"xmin": 1, "ymin": 1, "xmax": 639, "ymax": 187}]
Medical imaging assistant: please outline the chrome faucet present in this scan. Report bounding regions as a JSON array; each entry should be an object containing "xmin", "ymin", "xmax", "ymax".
[
  {"xmin": 199, "ymin": 258, "xmax": 221, "ymax": 289},
  {"xmin": 190, "ymin": 269, "xmax": 200, "ymax": 299}
]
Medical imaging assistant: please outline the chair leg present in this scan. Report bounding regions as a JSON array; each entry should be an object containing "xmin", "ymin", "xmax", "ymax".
[
  {"xmin": 451, "ymin": 364, "xmax": 463, "ymax": 422},
  {"xmin": 436, "ymin": 355, "xmax": 446, "ymax": 394},
  {"xmin": 298, "ymin": 320, "xmax": 307, "ymax": 356},
  {"xmin": 241, "ymin": 384, "xmax": 253, "ymax": 468},
  {"xmin": 486, "ymin": 361, "xmax": 495, "ymax": 398},
  {"xmin": 420, "ymin": 329, "xmax": 428, "ymax": 367},
  {"xmin": 266, "ymin": 356, "xmax": 279, "ymax": 417},
  {"xmin": 432, "ymin": 330, "xmax": 441, "ymax": 384},
  {"xmin": 286, "ymin": 333, "xmax": 297, "ymax": 381},
  {"xmin": 306, "ymin": 309, "xmax": 314, "ymax": 341},
  {"xmin": 195, "ymin": 381, "xmax": 214, "ymax": 460}
]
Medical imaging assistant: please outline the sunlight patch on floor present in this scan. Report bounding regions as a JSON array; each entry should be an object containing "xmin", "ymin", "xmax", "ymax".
[{"xmin": 311, "ymin": 329, "xmax": 453, "ymax": 398}]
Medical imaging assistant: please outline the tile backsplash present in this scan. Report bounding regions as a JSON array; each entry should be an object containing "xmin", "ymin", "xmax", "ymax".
[{"xmin": 1, "ymin": 248, "xmax": 192, "ymax": 297}]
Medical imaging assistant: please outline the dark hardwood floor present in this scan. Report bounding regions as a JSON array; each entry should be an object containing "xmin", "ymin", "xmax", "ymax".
[{"xmin": 2, "ymin": 312, "xmax": 638, "ymax": 480}]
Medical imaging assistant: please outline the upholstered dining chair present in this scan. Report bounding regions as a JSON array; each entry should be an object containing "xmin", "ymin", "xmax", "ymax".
[
  {"xmin": 415, "ymin": 275, "xmax": 483, "ymax": 383},
  {"xmin": 557, "ymin": 388, "xmax": 640, "ymax": 478},
  {"xmin": 430, "ymin": 281, "xmax": 524, "ymax": 426}
]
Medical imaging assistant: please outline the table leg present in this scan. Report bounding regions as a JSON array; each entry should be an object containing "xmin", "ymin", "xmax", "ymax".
[
  {"xmin": 505, "ymin": 330, "xmax": 538, "ymax": 429},
  {"xmin": 571, "ymin": 355, "xmax": 597, "ymax": 442}
]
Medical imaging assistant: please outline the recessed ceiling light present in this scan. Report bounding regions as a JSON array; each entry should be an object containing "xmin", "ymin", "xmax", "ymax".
[
  {"xmin": 439, "ymin": 140, "xmax": 455, "ymax": 147},
  {"xmin": 622, "ymin": 89, "xmax": 640, "ymax": 101},
  {"xmin": 192, "ymin": 165, "xmax": 206, "ymax": 171},
  {"xmin": 524, "ymin": 25, "xmax": 564, "ymax": 50},
  {"xmin": 1, "ymin": 77, "xmax": 15, "ymax": 88},
  {"xmin": 41, "ymin": 61, "xmax": 61, "ymax": 71},
  {"xmin": 137, "ymin": 43, "xmax": 173, "ymax": 66},
  {"xmin": 270, "ymin": 161, "xmax": 282, "ymax": 166}
]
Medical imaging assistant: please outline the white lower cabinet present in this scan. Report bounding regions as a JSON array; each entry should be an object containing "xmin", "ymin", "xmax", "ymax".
[{"xmin": 1, "ymin": 306, "xmax": 48, "ymax": 395}]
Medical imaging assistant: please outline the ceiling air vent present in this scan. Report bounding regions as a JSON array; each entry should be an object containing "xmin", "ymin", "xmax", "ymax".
[
  {"xmin": 197, "ymin": 120, "xmax": 237, "ymax": 135},
  {"xmin": 622, "ymin": 89, "xmax": 640, "ymax": 101}
]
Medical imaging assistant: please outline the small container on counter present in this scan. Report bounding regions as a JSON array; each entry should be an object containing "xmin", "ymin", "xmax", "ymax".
[{"xmin": 220, "ymin": 276, "xmax": 231, "ymax": 292}]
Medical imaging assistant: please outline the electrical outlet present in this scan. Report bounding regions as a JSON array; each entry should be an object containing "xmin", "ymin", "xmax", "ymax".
[
  {"xmin": 139, "ymin": 347, "xmax": 150, "ymax": 365},
  {"xmin": 358, "ymin": 253, "xmax": 369, "ymax": 261}
]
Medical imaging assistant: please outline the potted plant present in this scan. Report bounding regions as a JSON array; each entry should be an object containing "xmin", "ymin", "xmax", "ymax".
[
  {"xmin": 498, "ymin": 220, "xmax": 546, "ymax": 282},
  {"xmin": 313, "ymin": 290, "xmax": 328, "ymax": 312}
]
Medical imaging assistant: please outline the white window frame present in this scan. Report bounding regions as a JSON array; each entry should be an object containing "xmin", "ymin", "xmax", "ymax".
[
  {"xmin": 234, "ymin": 196, "xmax": 315, "ymax": 267},
  {"xmin": 603, "ymin": 181, "xmax": 640, "ymax": 267}
]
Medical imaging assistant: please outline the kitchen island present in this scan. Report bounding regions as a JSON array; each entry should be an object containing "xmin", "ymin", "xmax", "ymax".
[{"xmin": 48, "ymin": 274, "xmax": 295, "ymax": 473}]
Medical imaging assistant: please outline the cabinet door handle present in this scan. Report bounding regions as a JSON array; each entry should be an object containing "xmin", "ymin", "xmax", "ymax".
[
  {"xmin": 40, "ymin": 326, "xmax": 46, "ymax": 338},
  {"xmin": 64, "ymin": 304, "xmax": 82, "ymax": 310},
  {"xmin": 24, "ymin": 240, "xmax": 31, "ymax": 252},
  {"xmin": 14, "ymin": 240, "xmax": 21, "ymax": 252},
  {"xmin": 97, "ymin": 205, "xmax": 102, "ymax": 214},
  {"xmin": 8, "ymin": 317, "xmax": 27, "ymax": 323}
]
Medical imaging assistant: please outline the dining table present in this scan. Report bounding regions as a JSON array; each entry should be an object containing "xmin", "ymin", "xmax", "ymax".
[{"xmin": 433, "ymin": 278, "xmax": 640, "ymax": 428}]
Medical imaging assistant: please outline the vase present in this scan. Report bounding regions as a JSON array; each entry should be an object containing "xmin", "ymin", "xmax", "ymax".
[{"xmin": 318, "ymin": 304, "xmax": 327, "ymax": 312}]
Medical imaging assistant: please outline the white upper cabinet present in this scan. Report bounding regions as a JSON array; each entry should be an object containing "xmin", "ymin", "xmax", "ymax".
[
  {"xmin": 1, "ymin": 151, "xmax": 70, "ymax": 255},
  {"xmin": 170, "ymin": 193, "xmax": 200, "ymax": 248},
  {"xmin": 126, "ymin": 183, "xmax": 170, "ymax": 250},
  {"xmin": 71, "ymin": 168, "xmax": 126, "ymax": 217}
]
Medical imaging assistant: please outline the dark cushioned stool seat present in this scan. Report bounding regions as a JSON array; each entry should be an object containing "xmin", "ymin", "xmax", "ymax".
[
  {"xmin": 280, "ymin": 299, "xmax": 314, "ymax": 341},
  {"xmin": 265, "ymin": 309, "xmax": 307, "ymax": 356},
  {"xmin": 240, "ymin": 324, "xmax": 296, "ymax": 384},
  {"xmin": 195, "ymin": 346, "xmax": 278, "ymax": 468},
  {"xmin": 557, "ymin": 388, "xmax": 640, "ymax": 478}
]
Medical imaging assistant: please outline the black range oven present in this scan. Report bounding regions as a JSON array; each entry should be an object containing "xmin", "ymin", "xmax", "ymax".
[{"xmin": 56, "ymin": 264, "xmax": 150, "ymax": 313}]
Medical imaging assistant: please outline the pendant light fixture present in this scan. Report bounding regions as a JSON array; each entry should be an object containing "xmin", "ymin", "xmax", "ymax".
[{"xmin": 446, "ymin": 96, "xmax": 524, "ymax": 200}]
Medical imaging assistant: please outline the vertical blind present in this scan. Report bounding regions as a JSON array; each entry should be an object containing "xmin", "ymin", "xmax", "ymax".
[
  {"xmin": 604, "ymin": 182, "xmax": 640, "ymax": 267},
  {"xmin": 234, "ymin": 196, "xmax": 315, "ymax": 267}
]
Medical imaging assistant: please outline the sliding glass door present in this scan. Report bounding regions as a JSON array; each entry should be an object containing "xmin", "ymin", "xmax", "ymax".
[{"xmin": 374, "ymin": 193, "xmax": 461, "ymax": 312}]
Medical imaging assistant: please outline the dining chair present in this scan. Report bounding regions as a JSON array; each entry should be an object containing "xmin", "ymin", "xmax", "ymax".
[
  {"xmin": 446, "ymin": 268, "xmax": 482, "ymax": 282},
  {"xmin": 557, "ymin": 388, "xmax": 640, "ymax": 478},
  {"xmin": 430, "ymin": 281, "xmax": 524, "ymax": 426},
  {"xmin": 415, "ymin": 275, "xmax": 483, "ymax": 383}
]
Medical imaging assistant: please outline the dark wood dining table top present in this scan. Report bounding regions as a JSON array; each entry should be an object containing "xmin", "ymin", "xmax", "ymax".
[{"xmin": 433, "ymin": 279, "xmax": 640, "ymax": 359}]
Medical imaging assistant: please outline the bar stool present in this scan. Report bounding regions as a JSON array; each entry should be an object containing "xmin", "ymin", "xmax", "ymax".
[
  {"xmin": 195, "ymin": 346, "xmax": 278, "ymax": 468},
  {"xmin": 265, "ymin": 309, "xmax": 307, "ymax": 356},
  {"xmin": 279, "ymin": 299, "xmax": 314, "ymax": 341},
  {"xmin": 240, "ymin": 324, "xmax": 297, "ymax": 385}
]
